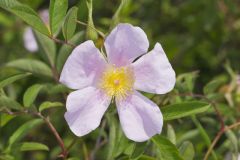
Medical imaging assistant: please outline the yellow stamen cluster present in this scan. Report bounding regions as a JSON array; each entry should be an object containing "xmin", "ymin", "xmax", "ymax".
[{"xmin": 99, "ymin": 66, "xmax": 135, "ymax": 100}]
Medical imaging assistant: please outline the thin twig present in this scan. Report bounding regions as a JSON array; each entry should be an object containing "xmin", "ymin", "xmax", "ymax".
[
  {"xmin": 37, "ymin": 113, "xmax": 68, "ymax": 159},
  {"xmin": 50, "ymin": 37, "xmax": 76, "ymax": 48},
  {"xmin": 0, "ymin": 110, "xmax": 68, "ymax": 159},
  {"xmin": 0, "ymin": 108, "xmax": 27, "ymax": 116},
  {"xmin": 203, "ymin": 121, "xmax": 240, "ymax": 160},
  {"xmin": 227, "ymin": 121, "xmax": 240, "ymax": 129},
  {"xmin": 173, "ymin": 92, "xmax": 226, "ymax": 159}
]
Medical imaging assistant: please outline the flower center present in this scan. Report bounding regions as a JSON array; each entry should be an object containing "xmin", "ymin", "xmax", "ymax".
[{"xmin": 99, "ymin": 66, "xmax": 135, "ymax": 100}]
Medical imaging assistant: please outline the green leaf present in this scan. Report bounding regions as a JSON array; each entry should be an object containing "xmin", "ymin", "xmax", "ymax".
[
  {"xmin": 7, "ymin": 119, "xmax": 43, "ymax": 151},
  {"xmin": 56, "ymin": 31, "xmax": 84, "ymax": 72},
  {"xmin": 191, "ymin": 116, "xmax": 218, "ymax": 160},
  {"xmin": 19, "ymin": 142, "xmax": 49, "ymax": 151},
  {"xmin": 0, "ymin": 89, "xmax": 5, "ymax": 97},
  {"xmin": 167, "ymin": 124, "xmax": 176, "ymax": 145},
  {"xmin": 123, "ymin": 143, "xmax": 135, "ymax": 156},
  {"xmin": 225, "ymin": 130, "xmax": 238, "ymax": 153},
  {"xmin": 110, "ymin": 0, "xmax": 128, "ymax": 29},
  {"xmin": 35, "ymin": 31, "xmax": 56, "ymax": 67},
  {"xmin": 0, "ymin": 0, "xmax": 49, "ymax": 36},
  {"xmin": 106, "ymin": 113, "xmax": 129, "ymax": 160},
  {"xmin": 0, "ymin": 96, "xmax": 22, "ymax": 110},
  {"xmin": 6, "ymin": 59, "xmax": 53, "ymax": 78},
  {"xmin": 0, "ymin": 155, "xmax": 14, "ymax": 160},
  {"xmin": 39, "ymin": 101, "xmax": 63, "ymax": 112},
  {"xmin": 62, "ymin": 7, "xmax": 78, "ymax": 41},
  {"xmin": 23, "ymin": 84, "xmax": 43, "ymax": 107},
  {"xmin": 130, "ymin": 142, "xmax": 148, "ymax": 159},
  {"xmin": 151, "ymin": 135, "xmax": 184, "ymax": 160},
  {"xmin": 203, "ymin": 77, "xmax": 227, "ymax": 95},
  {"xmin": 191, "ymin": 116, "xmax": 211, "ymax": 146},
  {"xmin": 162, "ymin": 101, "xmax": 210, "ymax": 121},
  {"xmin": 107, "ymin": 113, "xmax": 120, "ymax": 160},
  {"xmin": 177, "ymin": 129, "xmax": 199, "ymax": 145},
  {"xmin": 176, "ymin": 71, "xmax": 199, "ymax": 93},
  {"xmin": 47, "ymin": 84, "xmax": 70, "ymax": 95},
  {"xmin": 179, "ymin": 141, "xmax": 195, "ymax": 160},
  {"xmin": 224, "ymin": 61, "xmax": 236, "ymax": 79},
  {"xmin": 0, "ymin": 114, "xmax": 15, "ymax": 127},
  {"xmin": 0, "ymin": 73, "xmax": 31, "ymax": 89},
  {"xmin": 49, "ymin": 0, "xmax": 68, "ymax": 36}
]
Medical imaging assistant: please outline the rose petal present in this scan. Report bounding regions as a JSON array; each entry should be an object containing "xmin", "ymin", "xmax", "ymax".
[
  {"xmin": 105, "ymin": 23, "xmax": 149, "ymax": 67},
  {"xmin": 23, "ymin": 27, "xmax": 38, "ymax": 52},
  {"xmin": 116, "ymin": 91, "xmax": 163, "ymax": 142},
  {"xmin": 60, "ymin": 40, "xmax": 107, "ymax": 89},
  {"xmin": 39, "ymin": 9, "xmax": 49, "ymax": 25},
  {"xmin": 65, "ymin": 87, "xmax": 111, "ymax": 136},
  {"xmin": 132, "ymin": 43, "xmax": 176, "ymax": 94}
]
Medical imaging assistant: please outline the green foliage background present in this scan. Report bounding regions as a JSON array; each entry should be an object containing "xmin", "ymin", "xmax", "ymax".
[{"xmin": 0, "ymin": 0, "xmax": 240, "ymax": 160}]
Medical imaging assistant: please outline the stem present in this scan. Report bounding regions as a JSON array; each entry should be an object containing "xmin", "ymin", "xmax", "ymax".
[
  {"xmin": 50, "ymin": 36, "xmax": 76, "ymax": 48},
  {"xmin": 203, "ymin": 129, "xmax": 224, "ymax": 160},
  {"xmin": 203, "ymin": 121, "xmax": 240, "ymax": 160},
  {"xmin": 0, "ymin": 110, "xmax": 68, "ymax": 159},
  {"xmin": 1, "ymin": 108, "xmax": 28, "ymax": 115},
  {"xmin": 173, "ymin": 92, "xmax": 226, "ymax": 159},
  {"xmin": 37, "ymin": 113, "xmax": 68, "ymax": 159},
  {"xmin": 227, "ymin": 121, "xmax": 240, "ymax": 129}
]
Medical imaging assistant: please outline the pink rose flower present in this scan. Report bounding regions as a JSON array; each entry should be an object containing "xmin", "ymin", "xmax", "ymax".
[{"xmin": 60, "ymin": 23, "xmax": 176, "ymax": 142}]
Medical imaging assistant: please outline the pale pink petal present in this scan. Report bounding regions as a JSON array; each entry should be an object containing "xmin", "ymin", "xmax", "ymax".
[
  {"xmin": 23, "ymin": 27, "xmax": 38, "ymax": 52},
  {"xmin": 132, "ymin": 43, "xmax": 176, "ymax": 94},
  {"xmin": 104, "ymin": 23, "xmax": 149, "ymax": 67},
  {"xmin": 65, "ymin": 87, "xmax": 111, "ymax": 136},
  {"xmin": 39, "ymin": 9, "xmax": 49, "ymax": 25},
  {"xmin": 116, "ymin": 91, "xmax": 163, "ymax": 142},
  {"xmin": 60, "ymin": 40, "xmax": 107, "ymax": 89}
]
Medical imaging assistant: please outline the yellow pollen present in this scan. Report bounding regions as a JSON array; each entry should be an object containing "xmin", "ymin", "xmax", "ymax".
[{"xmin": 99, "ymin": 66, "xmax": 135, "ymax": 100}]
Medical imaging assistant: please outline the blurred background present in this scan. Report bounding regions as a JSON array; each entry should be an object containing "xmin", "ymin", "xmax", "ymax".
[{"xmin": 0, "ymin": 0, "xmax": 240, "ymax": 160}]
